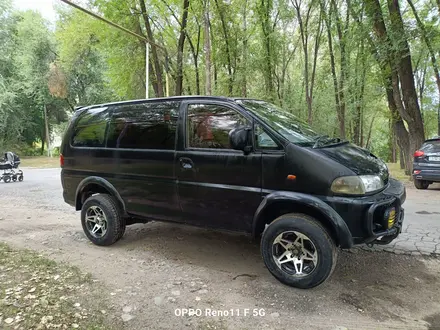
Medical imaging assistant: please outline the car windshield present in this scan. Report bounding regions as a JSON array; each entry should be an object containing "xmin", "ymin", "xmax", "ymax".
[
  {"xmin": 237, "ymin": 99, "xmax": 329, "ymax": 147},
  {"xmin": 421, "ymin": 139, "xmax": 440, "ymax": 152}
]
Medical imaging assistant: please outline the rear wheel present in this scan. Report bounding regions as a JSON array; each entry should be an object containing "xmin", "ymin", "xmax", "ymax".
[
  {"xmin": 414, "ymin": 179, "xmax": 429, "ymax": 190},
  {"xmin": 3, "ymin": 175, "xmax": 11, "ymax": 183},
  {"xmin": 261, "ymin": 213, "xmax": 337, "ymax": 289},
  {"xmin": 81, "ymin": 194, "xmax": 125, "ymax": 246}
]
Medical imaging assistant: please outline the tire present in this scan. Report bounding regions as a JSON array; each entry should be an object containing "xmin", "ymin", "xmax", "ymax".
[
  {"xmin": 18, "ymin": 175, "xmax": 23, "ymax": 182},
  {"xmin": 261, "ymin": 213, "xmax": 338, "ymax": 289},
  {"xmin": 414, "ymin": 179, "xmax": 429, "ymax": 190},
  {"xmin": 81, "ymin": 194, "xmax": 124, "ymax": 246},
  {"xmin": 3, "ymin": 175, "xmax": 11, "ymax": 183},
  {"xmin": 117, "ymin": 217, "xmax": 127, "ymax": 240}
]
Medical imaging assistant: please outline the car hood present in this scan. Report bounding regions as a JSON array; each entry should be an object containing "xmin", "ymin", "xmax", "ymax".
[{"xmin": 314, "ymin": 142, "xmax": 389, "ymax": 183}]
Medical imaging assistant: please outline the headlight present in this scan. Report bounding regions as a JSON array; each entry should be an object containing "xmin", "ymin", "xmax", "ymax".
[
  {"xmin": 331, "ymin": 175, "xmax": 384, "ymax": 195},
  {"xmin": 359, "ymin": 175, "xmax": 384, "ymax": 192}
]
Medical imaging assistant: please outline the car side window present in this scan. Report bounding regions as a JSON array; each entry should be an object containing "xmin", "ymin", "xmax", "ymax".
[
  {"xmin": 186, "ymin": 103, "xmax": 250, "ymax": 149},
  {"xmin": 255, "ymin": 124, "xmax": 279, "ymax": 149},
  {"xmin": 71, "ymin": 107, "xmax": 109, "ymax": 147},
  {"xmin": 107, "ymin": 102, "xmax": 179, "ymax": 150}
]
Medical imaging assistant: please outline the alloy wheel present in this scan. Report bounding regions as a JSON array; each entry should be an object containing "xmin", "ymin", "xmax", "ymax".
[
  {"xmin": 85, "ymin": 205, "xmax": 108, "ymax": 238},
  {"xmin": 272, "ymin": 231, "xmax": 318, "ymax": 277}
]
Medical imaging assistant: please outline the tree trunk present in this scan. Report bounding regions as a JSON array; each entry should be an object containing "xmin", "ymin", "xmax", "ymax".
[
  {"xmin": 332, "ymin": 0, "xmax": 348, "ymax": 140},
  {"xmin": 387, "ymin": 0, "xmax": 425, "ymax": 170},
  {"xmin": 407, "ymin": 0, "xmax": 440, "ymax": 136},
  {"xmin": 139, "ymin": 0, "xmax": 164, "ymax": 97},
  {"xmin": 321, "ymin": 1, "xmax": 345, "ymax": 138},
  {"xmin": 365, "ymin": 115, "xmax": 375, "ymax": 149},
  {"xmin": 399, "ymin": 145, "xmax": 405, "ymax": 169},
  {"xmin": 389, "ymin": 119, "xmax": 397, "ymax": 162},
  {"xmin": 175, "ymin": 0, "xmax": 190, "ymax": 96},
  {"xmin": 259, "ymin": 0, "xmax": 274, "ymax": 99},
  {"xmin": 294, "ymin": 0, "xmax": 311, "ymax": 124},
  {"xmin": 204, "ymin": 0, "xmax": 212, "ymax": 95},
  {"xmin": 41, "ymin": 136, "xmax": 45, "ymax": 156},
  {"xmin": 214, "ymin": 0, "xmax": 233, "ymax": 95},
  {"xmin": 187, "ymin": 27, "xmax": 201, "ymax": 95},
  {"xmin": 44, "ymin": 104, "xmax": 51, "ymax": 157},
  {"xmin": 364, "ymin": 0, "xmax": 423, "ymax": 176},
  {"xmin": 242, "ymin": 0, "xmax": 248, "ymax": 97},
  {"xmin": 353, "ymin": 38, "xmax": 366, "ymax": 146},
  {"xmin": 309, "ymin": 11, "xmax": 322, "ymax": 124}
]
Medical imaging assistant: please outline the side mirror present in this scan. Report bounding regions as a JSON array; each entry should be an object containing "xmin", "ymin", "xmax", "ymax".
[{"xmin": 229, "ymin": 126, "xmax": 252, "ymax": 154}]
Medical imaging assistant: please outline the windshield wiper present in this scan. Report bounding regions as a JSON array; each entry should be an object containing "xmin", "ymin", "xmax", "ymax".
[
  {"xmin": 313, "ymin": 135, "xmax": 330, "ymax": 148},
  {"xmin": 313, "ymin": 136, "xmax": 346, "ymax": 148}
]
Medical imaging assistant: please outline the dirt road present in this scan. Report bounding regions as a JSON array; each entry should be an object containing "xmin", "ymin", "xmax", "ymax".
[{"xmin": 1, "ymin": 168, "xmax": 440, "ymax": 330}]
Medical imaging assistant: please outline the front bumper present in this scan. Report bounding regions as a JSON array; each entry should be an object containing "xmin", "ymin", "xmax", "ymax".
[
  {"xmin": 364, "ymin": 200, "xmax": 404, "ymax": 245},
  {"xmin": 322, "ymin": 178, "xmax": 406, "ymax": 246}
]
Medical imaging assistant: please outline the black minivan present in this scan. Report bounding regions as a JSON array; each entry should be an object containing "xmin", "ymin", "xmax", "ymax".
[{"xmin": 60, "ymin": 96, "xmax": 406, "ymax": 289}]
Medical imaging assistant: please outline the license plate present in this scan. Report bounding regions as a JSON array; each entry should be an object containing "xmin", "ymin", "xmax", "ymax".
[{"xmin": 430, "ymin": 156, "xmax": 440, "ymax": 162}]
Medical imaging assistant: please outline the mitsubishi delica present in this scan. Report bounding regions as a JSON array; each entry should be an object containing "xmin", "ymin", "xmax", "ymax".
[{"xmin": 60, "ymin": 96, "xmax": 406, "ymax": 289}]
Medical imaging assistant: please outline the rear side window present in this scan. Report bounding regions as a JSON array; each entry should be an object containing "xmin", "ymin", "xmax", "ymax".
[
  {"xmin": 107, "ymin": 101, "xmax": 179, "ymax": 150},
  {"xmin": 421, "ymin": 140, "xmax": 440, "ymax": 152},
  {"xmin": 71, "ymin": 107, "xmax": 109, "ymax": 147}
]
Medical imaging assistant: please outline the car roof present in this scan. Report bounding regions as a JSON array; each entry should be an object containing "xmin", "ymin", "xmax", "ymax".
[
  {"xmin": 424, "ymin": 137, "xmax": 440, "ymax": 143},
  {"xmin": 74, "ymin": 96, "xmax": 266, "ymax": 112}
]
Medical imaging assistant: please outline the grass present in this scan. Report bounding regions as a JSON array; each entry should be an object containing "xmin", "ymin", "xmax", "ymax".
[
  {"xmin": 386, "ymin": 162, "xmax": 410, "ymax": 182},
  {"xmin": 0, "ymin": 242, "xmax": 121, "ymax": 329},
  {"xmin": 20, "ymin": 156, "xmax": 59, "ymax": 168}
]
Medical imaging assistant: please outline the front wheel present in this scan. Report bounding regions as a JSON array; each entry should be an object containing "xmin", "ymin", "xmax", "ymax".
[
  {"xmin": 81, "ymin": 194, "xmax": 125, "ymax": 246},
  {"xmin": 414, "ymin": 179, "xmax": 429, "ymax": 190},
  {"xmin": 261, "ymin": 213, "xmax": 337, "ymax": 289}
]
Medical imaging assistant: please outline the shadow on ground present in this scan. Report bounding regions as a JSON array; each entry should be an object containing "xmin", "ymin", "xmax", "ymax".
[{"xmin": 93, "ymin": 221, "xmax": 440, "ymax": 328}]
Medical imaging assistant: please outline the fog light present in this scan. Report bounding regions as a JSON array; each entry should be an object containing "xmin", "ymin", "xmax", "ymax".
[{"xmin": 384, "ymin": 207, "xmax": 396, "ymax": 229}]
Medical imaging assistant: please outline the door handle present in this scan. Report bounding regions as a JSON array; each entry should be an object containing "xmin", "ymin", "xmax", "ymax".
[{"xmin": 179, "ymin": 157, "xmax": 194, "ymax": 170}]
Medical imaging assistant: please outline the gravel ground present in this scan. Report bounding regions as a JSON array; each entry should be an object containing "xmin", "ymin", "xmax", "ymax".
[{"xmin": 1, "ymin": 168, "xmax": 440, "ymax": 330}]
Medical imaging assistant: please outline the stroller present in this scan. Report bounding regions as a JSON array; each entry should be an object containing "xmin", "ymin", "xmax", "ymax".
[{"xmin": 0, "ymin": 151, "xmax": 23, "ymax": 183}]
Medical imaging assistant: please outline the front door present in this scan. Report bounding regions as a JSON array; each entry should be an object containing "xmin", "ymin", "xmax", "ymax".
[{"xmin": 176, "ymin": 100, "xmax": 262, "ymax": 232}]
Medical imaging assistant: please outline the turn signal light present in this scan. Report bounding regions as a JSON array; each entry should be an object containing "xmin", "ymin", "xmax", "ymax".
[
  {"xmin": 414, "ymin": 150, "xmax": 424, "ymax": 157},
  {"xmin": 60, "ymin": 154, "xmax": 64, "ymax": 167}
]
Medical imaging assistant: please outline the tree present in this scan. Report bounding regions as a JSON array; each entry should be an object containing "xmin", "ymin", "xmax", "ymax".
[
  {"xmin": 352, "ymin": 0, "xmax": 421, "ymax": 174},
  {"xmin": 175, "ymin": 0, "xmax": 190, "ymax": 95},
  {"xmin": 407, "ymin": 0, "xmax": 440, "ymax": 136},
  {"xmin": 2, "ymin": 0, "xmax": 438, "ymax": 169},
  {"xmin": 293, "ymin": 0, "xmax": 322, "ymax": 125}
]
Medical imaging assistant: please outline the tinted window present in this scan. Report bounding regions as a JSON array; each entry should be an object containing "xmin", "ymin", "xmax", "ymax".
[
  {"xmin": 71, "ymin": 107, "xmax": 109, "ymax": 147},
  {"xmin": 107, "ymin": 102, "xmax": 178, "ymax": 150},
  {"xmin": 237, "ymin": 99, "xmax": 319, "ymax": 146},
  {"xmin": 255, "ymin": 124, "xmax": 279, "ymax": 149},
  {"xmin": 421, "ymin": 140, "xmax": 440, "ymax": 152},
  {"xmin": 186, "ymin": 104, "xmax": 250, "ymax": 149}
]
